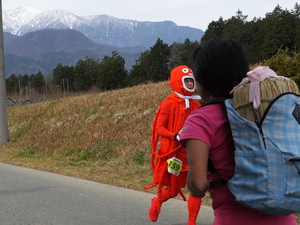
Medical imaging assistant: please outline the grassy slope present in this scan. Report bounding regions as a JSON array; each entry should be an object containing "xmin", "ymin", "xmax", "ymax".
[
  {"xmin": 1, "ymin": 81, "xmax": 299, "ymax": 223},
  {"xmin": 1, "ymin": 82, "xmax": 171, "ymax": 191}
]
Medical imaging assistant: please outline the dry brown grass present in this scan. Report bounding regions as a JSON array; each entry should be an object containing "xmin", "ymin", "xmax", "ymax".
[
  {"xmin": 4, "ymin": 82, "xmax": 166, "ymax": 184},
  {"xmin": 1, "ymin": 81, "xmax": 212, "ymax": 206},
  {"xmin": 1, "ymin": 81, "xmax": 299, "ymax": 223}
]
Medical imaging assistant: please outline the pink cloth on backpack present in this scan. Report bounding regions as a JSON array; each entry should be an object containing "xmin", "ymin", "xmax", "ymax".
[{"xmin": 230, "ymin": 66, "xmax": 279, "ymax": 109}]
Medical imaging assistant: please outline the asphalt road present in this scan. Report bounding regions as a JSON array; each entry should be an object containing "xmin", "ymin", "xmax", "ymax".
[{"xmin": 0, "ymin": 163, "xmax": 214, "ymax": 225}]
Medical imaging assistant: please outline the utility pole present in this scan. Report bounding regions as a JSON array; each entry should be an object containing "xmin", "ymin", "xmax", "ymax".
[{"xmin": 0, "ymin": 0, "xmax": 9, "ymax": 143}]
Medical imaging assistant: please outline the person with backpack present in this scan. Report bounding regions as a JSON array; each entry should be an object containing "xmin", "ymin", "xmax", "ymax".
[
  {"xmin": 144, "ymin": 65, "xmax": 202, "ymax": 225},
  {"xmin": 179, "ymin": 39, "xmax": 297, "ymax": 225}
]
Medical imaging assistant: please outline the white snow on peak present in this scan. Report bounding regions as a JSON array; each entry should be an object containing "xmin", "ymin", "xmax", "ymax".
[
  {"xmin": 3, "ymin": 7, "xmax": 42, "ymax": 34},
  {"xmin": 3, "ymin": 7, "xmax": 126, "ymax": 35},
  {"xmin": 2, "ymin": 6, "xmax": 203, "ymax": 48}
]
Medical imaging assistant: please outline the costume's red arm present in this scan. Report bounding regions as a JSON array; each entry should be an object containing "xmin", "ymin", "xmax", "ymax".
[{"xmin": 155, "ymin": 101, "xmax": 175, "ymax": 140}]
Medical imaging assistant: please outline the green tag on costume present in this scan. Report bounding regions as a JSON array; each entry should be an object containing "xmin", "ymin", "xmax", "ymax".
[{"xmin": 167, "ymin": 157, "xmax": 182, "ymax": 176}]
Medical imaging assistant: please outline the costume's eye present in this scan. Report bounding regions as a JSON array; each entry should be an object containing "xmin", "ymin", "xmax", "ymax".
[{"xmin": 182, "ymin": 68, "xmax": 189, "ymax": 73}]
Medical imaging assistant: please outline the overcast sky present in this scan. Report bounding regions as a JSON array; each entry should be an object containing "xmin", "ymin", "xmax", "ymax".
[{"xmin": 2, "ymin": 0, "xmax": 298, "ymax": 30}]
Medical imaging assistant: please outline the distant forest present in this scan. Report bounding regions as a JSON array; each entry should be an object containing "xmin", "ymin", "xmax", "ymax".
[{"xmin": 6, "ymin": 3, "xmax": 300, "ymax": 97}]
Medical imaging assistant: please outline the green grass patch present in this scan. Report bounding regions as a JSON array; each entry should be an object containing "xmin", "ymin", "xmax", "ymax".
[
  {"xmin": 134, "ymin": 151, "xmax": 147, "ymax": 165},
  {"xmin": 61, "ymin": 141, "xmax": 117, "ymax": 163},
  {"xmin": 15, "ymin": 148, "xmax": 41, "ymax": 158}
]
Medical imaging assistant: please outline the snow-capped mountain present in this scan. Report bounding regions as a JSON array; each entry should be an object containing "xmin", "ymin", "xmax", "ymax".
[
  {"xmin": 3, "ymin": 7, "xmax": 42, "ymax": 34},
  {"xmin": 3, "ymin": 7, "xmax": 205, "ymax": 76},
  {"xmin": 3, "ymin": 7, "xmax": 204, "ymax": 48}
]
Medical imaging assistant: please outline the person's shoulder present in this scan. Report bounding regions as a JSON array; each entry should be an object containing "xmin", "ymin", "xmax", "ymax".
[
  {"xmin": 201, "ymin": 101, "xmax": 225, "ymax": 110},
  {"xmin": 188, "ymin": 107, "xmax": 205, "ymax": 118},
  {"xmin": 156, "ymin": 97, "xmax": 175, "ymax": 114},
  {"xmin": 160, "ymin": 96, "xmax": 176, "ymax": 106},
  {"xmin": 190, "ymin": 103, "xmax": 223, "ymax": 118}
]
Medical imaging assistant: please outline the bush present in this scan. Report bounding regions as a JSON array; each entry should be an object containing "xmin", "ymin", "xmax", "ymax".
[{"xmin": 263, "ymin": 48, "xmax": 300, "ymax": 88}]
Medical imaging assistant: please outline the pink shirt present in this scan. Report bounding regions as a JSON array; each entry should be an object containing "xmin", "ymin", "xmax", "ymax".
[
  {"xmin": 180, "ymin": 103, "xmax": 296, "ymax": 225},
  {"xmin": 180, "ymin": 103, "xmax": 235, "ymax": 183}
]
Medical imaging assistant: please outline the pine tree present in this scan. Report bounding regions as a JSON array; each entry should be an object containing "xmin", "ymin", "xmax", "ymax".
[
  {"xmin": 128, "ymin": 50, "xmax": 151, "ymax": 86},
  {"xmin": 74, "ymin": 57, "xmax": 99, "ymax": 91},
  {"xmin": 148, "ymin": 38, "xmax": 170, "ymax": 82},
  {"xmin": 97, "ymin": 51, "xmax": 128, "ymax": 91},
  {"xmin": 31, "ymin": 71, "xmax": 46, "ymax": 93}
]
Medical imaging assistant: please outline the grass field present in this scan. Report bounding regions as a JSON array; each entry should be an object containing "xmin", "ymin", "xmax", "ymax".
[{"xmin": 1, "ymin": 81, "xmax": 299, "ymax": 224}]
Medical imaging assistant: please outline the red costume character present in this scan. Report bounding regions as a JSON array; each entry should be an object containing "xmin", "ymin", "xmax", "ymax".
[{"xmin": 145, "ymin": 65, "xmax": 202, "ymax": 225}]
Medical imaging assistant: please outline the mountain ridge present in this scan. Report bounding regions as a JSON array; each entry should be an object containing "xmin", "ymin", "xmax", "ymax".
[
  {"xmin": 3, "ymin": 7, "xmax": 204, "ymax": 76},
  {"xmin": 3, "ymin": 7, "xmax": 204, "ymax": 48},
  {"xmin": 4, "ymin": 29, "xmax": 144, "ymax": 76}
]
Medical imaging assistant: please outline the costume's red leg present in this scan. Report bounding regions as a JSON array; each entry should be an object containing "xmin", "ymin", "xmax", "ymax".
[
  {"xmin": 160, "ymin": 173, "xmax": 181, "ymax": 201},
  {"xmin": 148, "ymin": 197, "xmax": 159, "ymax": 222},
  {"xmin": 187, "ymin": 194, "xmax": 202, "ymax": 225}
]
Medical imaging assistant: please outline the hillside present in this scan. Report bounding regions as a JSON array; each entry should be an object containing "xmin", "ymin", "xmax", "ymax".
[
  {"xmin": 0, "ymin": 81, "xmax": 211, "ymax": 208},
  {"xmin": 1, "ymin": 82, "xmax": 172, "ymax": 192}
]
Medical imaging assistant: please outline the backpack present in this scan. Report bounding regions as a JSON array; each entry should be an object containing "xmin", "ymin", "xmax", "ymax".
[{"xmin": 223, "ymin": 92, "xmax": 300, "ymax": 216}]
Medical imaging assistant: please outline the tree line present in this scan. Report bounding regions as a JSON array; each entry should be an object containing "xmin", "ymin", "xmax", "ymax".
[
  {"xmin": 6, "ymin": 4, "xmax": 300, "ymax": 96},
  {"xmin": 202, "ymin": 4, "xmax": 300, "ymax": 63}
]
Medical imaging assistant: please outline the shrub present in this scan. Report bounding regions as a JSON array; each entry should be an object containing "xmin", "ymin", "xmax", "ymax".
[{"xmin": 263, "ymin": 48, "xmax": 300, "ymax": 88}]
